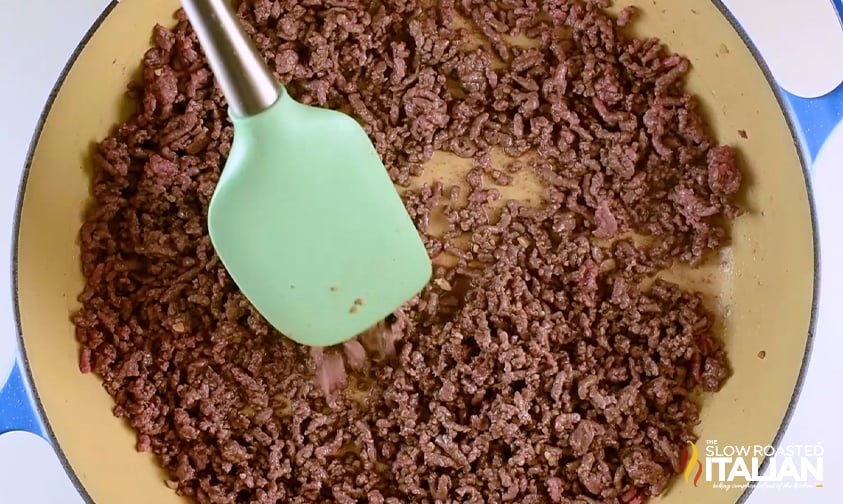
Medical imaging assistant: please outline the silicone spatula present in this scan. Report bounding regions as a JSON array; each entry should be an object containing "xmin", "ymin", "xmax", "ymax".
[{"xmin": 181, "ymin": 0, "xmax": 431, "ymax": 347}]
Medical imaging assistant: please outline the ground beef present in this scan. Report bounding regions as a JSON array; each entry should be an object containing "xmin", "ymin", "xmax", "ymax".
[{"xmin": 73, "ymin": 0, "xmax": 740, "ymax": 502}]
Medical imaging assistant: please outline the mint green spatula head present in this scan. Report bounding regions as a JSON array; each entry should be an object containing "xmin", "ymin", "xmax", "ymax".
[{"xmin": 208, "ymin": 88, "xmax": 432, "ymax": 347}]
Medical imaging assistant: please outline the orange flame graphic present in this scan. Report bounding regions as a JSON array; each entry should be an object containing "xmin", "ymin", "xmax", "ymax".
[{"xmin": 680, "ymin": 441, "xmax": 703, "ymax": 487}]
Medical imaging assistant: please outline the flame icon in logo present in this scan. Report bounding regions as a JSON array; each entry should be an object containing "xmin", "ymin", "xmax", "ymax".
[{"xmin": 680, "ymin": 441, "xmax": 703, "ymax": 487}]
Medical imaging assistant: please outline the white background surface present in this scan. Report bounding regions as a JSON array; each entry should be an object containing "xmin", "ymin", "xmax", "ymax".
[{"xmin": 0, "ymin": 1, "xmax": 840, "ymax": 503}]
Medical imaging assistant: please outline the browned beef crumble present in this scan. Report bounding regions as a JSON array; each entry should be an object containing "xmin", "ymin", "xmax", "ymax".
[{"xmin": 72, "ymin": 0, "xmax": 741, "ymax": 503}]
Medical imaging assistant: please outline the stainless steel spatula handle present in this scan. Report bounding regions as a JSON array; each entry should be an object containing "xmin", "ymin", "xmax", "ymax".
[{"xmin": 180, "ymin": 0, "xmax": 279, "ymax": 117}]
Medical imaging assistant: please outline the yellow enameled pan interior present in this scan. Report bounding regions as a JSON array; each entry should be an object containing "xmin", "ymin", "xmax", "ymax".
[{"xmin": 15, "ymin": 0, "xmax": 815, "ymax": 503}]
